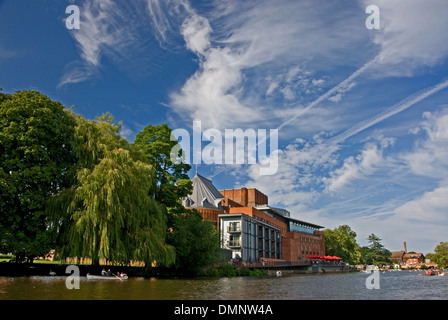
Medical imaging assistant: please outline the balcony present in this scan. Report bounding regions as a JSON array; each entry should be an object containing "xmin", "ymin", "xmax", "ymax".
[
  {"xmin": 228, "ymin": 240, "xmax": 241, "ymax": 248},
  {"xmin": 227, "ymin": 226, "xmax": 241, "ymax": 233}
]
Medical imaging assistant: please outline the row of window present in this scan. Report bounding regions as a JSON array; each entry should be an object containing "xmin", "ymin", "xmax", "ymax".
[
  {"xmin": 289, "ymin": 222, "xmax": 318, "ymax": 235},
  {"xmin": 228, "ymin": 221, "xmax": 280, "ymax": 238}
]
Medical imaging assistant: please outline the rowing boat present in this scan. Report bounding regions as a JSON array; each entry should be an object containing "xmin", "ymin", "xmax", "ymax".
[{"xmin": 86, "ymin": 273, "xmax": 128, "ymax": 280}]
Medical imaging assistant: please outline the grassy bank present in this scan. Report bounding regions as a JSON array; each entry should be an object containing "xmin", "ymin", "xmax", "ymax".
[{"xmin": 204, "ymin": 262, "xmax": 268, "ymax": 277}]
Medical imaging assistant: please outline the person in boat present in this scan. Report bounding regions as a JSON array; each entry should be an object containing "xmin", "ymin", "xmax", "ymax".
[
  {"xmin": 101, "ymin": 269, "xmax": 107, "ymax": 276},
  {"xmin": 107, "ymin": 269, "xmax": 112, "ymax": 276}
]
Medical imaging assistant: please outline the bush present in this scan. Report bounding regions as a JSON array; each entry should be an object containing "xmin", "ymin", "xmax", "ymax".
[
  {"xmin": 204, "ymin": 267, "xmax": 219, "ymax": 277},
  {"xmin": 203, "ymin": 263, "xmax": 268, "ymax": 277},
  {"xmin": 238, "ymin": 267, "xmax": 251, "ymax": 276},
  {"xmin": 219, "ymin": 262, "xmax": 238, "ymax": 277},
  {"xmin": 249, "ymin": 268, "xmax": 267, "ymax": 276}
]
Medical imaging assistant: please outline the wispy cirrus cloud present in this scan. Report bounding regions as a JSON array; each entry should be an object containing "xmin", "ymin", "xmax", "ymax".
[
  {"xmin": 244, "ymin": 78, "xmax": 448, "ymax": 252},
  {"xmin": 322, "ymin": 137, "xmax": 395, "ymax": 193},
  {"xmin": 402, "ymin": 108, "xmax": 448, "ymax": 178},
  {"xmin": 363, "ymin": 0, "xmax": 448, "ymax": 76},
  {"xmin": 167, "ymin": 0, "xmax": 370, "ymax": 130},
  {"xmin": 358, "ymin": 109, "xmax": 448, "ymax": 250},
  {"xmin": 59, "ymin": 0, "xmax": 160, "ymax": 86},
  {"xmin": 60, "ymin": 0, "xmax": 125, "ymax": 86}
]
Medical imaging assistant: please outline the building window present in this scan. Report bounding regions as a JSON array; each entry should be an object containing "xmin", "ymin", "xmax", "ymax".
[
  {"xmin": 228, "ymin": 222, "xmax": 241, "ymax": 233},
  {"xmin": 228, "ymin": 234, "xmax": 241, "ymax": 248}
]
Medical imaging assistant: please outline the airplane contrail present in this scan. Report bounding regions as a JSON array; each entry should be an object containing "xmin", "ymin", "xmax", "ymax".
[
  {"xmin": 277, "ymin": 55, "xmax": 380, "ymax": 131},
  {"xmin": 328, "ymin": 78, "xmax": 448, "ymax": 145},
  {"xmin": 255, "ymin": 54, "xmax": 380, "ymax": 150}
]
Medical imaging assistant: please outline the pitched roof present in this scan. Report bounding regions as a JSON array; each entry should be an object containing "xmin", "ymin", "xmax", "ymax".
[
  {"xmin": 183, "ymin": 174, "xmax": 224, "ymax": 209},
  {"xmin": 391, "ymin": 251, "xmax": 405, "ymax": 259},
  {"xmin": 403, "ymin": 253, "xmax": 424, "ymax": 259}
]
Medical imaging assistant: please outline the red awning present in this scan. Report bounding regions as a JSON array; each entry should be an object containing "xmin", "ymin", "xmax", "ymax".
[
  {"xmin": 332, "ymin": 256, "xmax": 343, "ymax": 260},
  {"xmin": 308, "ymin": 255, "xmax": 324, "ymax": 259},
  {"xmin": 308, "ymin": 255, "xmax": 343, "ymax": 260}
]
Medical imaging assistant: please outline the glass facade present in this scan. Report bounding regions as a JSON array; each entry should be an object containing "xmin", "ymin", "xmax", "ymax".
[
  {"xmin": 288, "ymin": 221, "xmax": 317, "ymax": 235},
  {"xmin": 220, "ymin": 214, "xmax": 282, "ymax": 262}
]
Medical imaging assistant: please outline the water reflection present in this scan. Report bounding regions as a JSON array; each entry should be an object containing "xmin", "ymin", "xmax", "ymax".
[{"xmin": 1, "ymin": 271, "xmax": 447, "ymax": 300}]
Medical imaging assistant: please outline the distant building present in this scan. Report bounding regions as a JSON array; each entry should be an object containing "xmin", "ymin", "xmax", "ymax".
[
  {"xmin": 390, "ymin": 242, "xmax": 425, "ymax": 268},
  {"xmin": 183, "ymin": 173, "xmax": 325, "ymax": 263}
]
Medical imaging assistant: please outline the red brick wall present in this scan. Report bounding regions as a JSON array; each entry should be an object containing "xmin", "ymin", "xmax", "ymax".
[
  {"xmin": 229, "ymin": 206, "xmax": 287, "ymax": 235},
  {"xmin": 283, "ymin": 231, "xmax": 325, "ymax": 261},
  {"xmin": 220, "ymin": 198, "xmax": 243, "ymax": 213},
  {"xmin": 220, "ymin": 188, "xmax": 268, "ymax": 207}
]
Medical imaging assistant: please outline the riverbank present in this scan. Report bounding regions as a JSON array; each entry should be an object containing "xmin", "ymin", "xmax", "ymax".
[
  {"xmin": 0, "ymin": 262, "xmax": 267, "ymax": 278},
  {"xmin": 0, "ymin": 262, "xmax": 149, "ymax": 278},
  {"xmin": 0, "ymin": 261, "xmax": 354, "ymax": 278}
]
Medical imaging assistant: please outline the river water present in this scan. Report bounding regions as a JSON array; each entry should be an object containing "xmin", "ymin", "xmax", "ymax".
[{"xmin": 1, "ymin": 270, "xmax": 447, "ymax": 300}]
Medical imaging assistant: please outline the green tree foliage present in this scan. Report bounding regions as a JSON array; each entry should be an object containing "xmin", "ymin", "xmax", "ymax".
[
  {"xmin": 0, "ymin": 89, "xmax": 230, "ymax": 272},
  {"xmin": 0, "ymin": 91, "xmax": 76, "ymax": 261},
  {"xmin": 166, "ymin": 209, "xmax": 220, "ymax": 275},
  {"xmin": 134, "ymin": 124, "xmax": 222, "ymax": 273},
  {"xmin": 324, "ymin": 225, "xmax": 362, "ymax": 265},
  {"xmin": 134, "ymin": 124, "xmax": 192, "ymax": 210},
  {"xmin": 48, "ymin": 114, "xmax": 175, "ymax": 267},
  {"xmin": 362, "ymin": 233, "xmax": 391, "ymax": 266},
  {"xmin": 432, "ymin": 242, "xmax": 448, "ymax": 268}
]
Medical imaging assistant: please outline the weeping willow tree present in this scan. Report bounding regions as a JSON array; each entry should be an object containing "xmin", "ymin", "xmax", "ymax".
[{"xmin": 48, "ymin": 114, "xmax": 175, "ymax": 267}]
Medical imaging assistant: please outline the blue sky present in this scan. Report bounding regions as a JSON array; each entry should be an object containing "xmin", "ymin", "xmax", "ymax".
[{"xmin": 1, "ymin": 0, "xmax": 448, "ymax": 254}]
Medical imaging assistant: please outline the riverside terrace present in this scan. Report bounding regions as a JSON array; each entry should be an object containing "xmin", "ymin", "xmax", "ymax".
[
  {"xmin": 183, "ymin": 173, "xmax": 335, "ymax": 267},
  {"xmin": 230, "ymin": 256, "xmax": 350, "ymax": 275}
]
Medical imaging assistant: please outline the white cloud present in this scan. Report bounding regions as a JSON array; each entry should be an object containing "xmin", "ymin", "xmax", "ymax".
[
  {"xmin": 363, "ymin": 0, "xmax": 448, "ymax": 75},
  {"xmin": 60, "ymin": 1, "xmax": 158, "ymax": 86},
  {"xmin": 327, "ymin": 79, "xmax": 448, "ymax": 145},
  {"xmin": 346, "ymin": 108, "xmax": 448, "ymax": 252},
  {"xmin": 323, "ymin": 138, "xmax": 394, "ymax": 193},
  {"xmin": 168, "ymin": 0, "xmax": 370, "ymax": 130},
  {"xmin": 60, "ymin": 0, "xmax": 125, "ymax": 85},
  {"xmin": 394, "ymin": 182, "xmax": 448, "ymax": 224},
  {"xmin": 181, "ymin": 14, "xmax": 212, "ymax": 55},
  {"xmin": 244, "ymin": 135, "xmax": 340, "ymax": 209},
  {"xmin": 265, "ymin": 65, "xmax": 326, "ymax": 102},
  {"xmin": 402, "ymin": 109, "xmax": 448, "ymax": 177}
]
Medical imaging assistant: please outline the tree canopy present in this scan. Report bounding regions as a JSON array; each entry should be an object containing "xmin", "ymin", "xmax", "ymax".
[
  {"xmin": 325, "ymin": 227, "xmax": 393, "ymax": 266},
  {"xmin": 47, "ymin": 114, "xmax": 175, "ymax": 267},
  {"xmin": 134, "ymin": 124, "xmax": 192, "ymax": 211},
  {"xmin": 0, "ymin": 89, "xmax": 221, "ymax": 273},
  {"xmin": 359, "ymin": 234, "xmax": 391, "ymax": 266},
  {"xmin": 0, "ymin": 90, "xmax": 76, "ymax": 261},
  {"xmin": 166, "ymin": 209, "xmax": 220, "ymax": 275},
  {"xmin": 134, "ymin": 124, "xmax": 220, "ymax": 274},
  {"xmin": 324, "ymin": 225, "xmax": 361, "ymax": 265},
  {"xmin": 432, "ymin": 242, "xmax": 448, "ymax": 268}
]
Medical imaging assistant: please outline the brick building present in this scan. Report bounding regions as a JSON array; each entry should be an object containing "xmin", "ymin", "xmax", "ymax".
[
  {"xmin": 391, "ymin": 242, "xmax": 425, "ymax": 268},
  {"xmin": 183, "ymin": 174, "xmax": 325, "ymax": 263}
]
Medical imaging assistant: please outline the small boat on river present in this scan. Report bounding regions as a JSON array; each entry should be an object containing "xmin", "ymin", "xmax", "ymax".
[
  {"xmin": 87, "ymin": 273, "xmax": 128, "ymax": 280},
  {"xmin": 364, "ymin": 265, "xmax": 379, "ymax": 273},
  {"xmin": 425, "ymin": 269, "xmax": 441, "ymax": 276}
]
